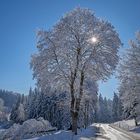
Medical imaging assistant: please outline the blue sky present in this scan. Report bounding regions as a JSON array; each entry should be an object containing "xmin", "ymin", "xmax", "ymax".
[{"xmin": 0, "ymin": 0, "xmax": 140, "ymax": 98}]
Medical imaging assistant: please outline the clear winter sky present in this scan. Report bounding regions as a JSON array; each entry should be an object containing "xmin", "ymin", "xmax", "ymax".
[{"xmin": 0, "ymin": 0, "xmax": 140, "ymax": 98}]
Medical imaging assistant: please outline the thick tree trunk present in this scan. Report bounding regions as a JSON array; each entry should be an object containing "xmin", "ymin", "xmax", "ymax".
[
  {"xmin": 70, "ymin": 81, "xmax": 78, "ymax": 134},
  {"xmin": 134, "ymin": 116, "xmax": 138, "ymax": 126},
  {"xmin": 71, "ymin": 111, "xmax": 78, "ymax": 135},
  {"xmin": 69, "ymin": 47, "xmax": 84, "ymax": 135},
  {"xmin": 71, "ymin": 71, "xmax": 84, "ymax": 134}
]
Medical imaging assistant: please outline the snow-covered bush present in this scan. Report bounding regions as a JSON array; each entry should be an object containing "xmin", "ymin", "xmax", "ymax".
[
  {"xmin": 0, "ymin": 117, "xmax": 56, "ymax": 140},
  {"xmin": 0, "ymin": 123, "xmax": 21, "ymax": 140}
]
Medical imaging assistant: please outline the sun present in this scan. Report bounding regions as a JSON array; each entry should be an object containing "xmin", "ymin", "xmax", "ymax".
[{"xmin": 91, "ymin": 37, "xmax": 97, "ymax": 43}]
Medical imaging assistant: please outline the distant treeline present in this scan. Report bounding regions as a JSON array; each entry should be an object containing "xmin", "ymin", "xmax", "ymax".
[{"xmin": 0, "ymin": 89, "xmax": 19, "ymax": 110}]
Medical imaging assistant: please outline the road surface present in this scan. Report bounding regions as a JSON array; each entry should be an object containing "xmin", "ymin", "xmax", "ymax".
[{"xmin": 95, "ymin": 124, "xmax": 135, "ymax": 140}]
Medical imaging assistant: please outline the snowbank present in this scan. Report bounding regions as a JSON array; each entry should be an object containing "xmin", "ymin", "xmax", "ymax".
[
  {"xmin": 112, "ymin": 119, "xmax": 140, "ymax": 139},
  {"xmin": 0, "ymin": 117, "xmax": 56, "ymax": 140},
  {"xmin": 113, "ymin": 119, "xmax": 136, "ymax": 131}
]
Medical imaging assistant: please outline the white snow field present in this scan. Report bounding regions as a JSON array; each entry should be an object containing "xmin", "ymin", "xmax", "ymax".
[{"xmin": 26, "ymin": 124, "xmax": 96, "ymax": 140}]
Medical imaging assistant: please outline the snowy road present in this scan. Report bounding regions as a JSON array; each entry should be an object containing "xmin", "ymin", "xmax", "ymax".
[{"xmin": 95, "ymin": 124, "xmax": 135, "ymax": 140}]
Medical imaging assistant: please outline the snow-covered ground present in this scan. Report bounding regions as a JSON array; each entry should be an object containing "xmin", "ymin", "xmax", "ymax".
[
  {"xmin": 1, "ymin": 120, "xmax": 140, "ymax": 140},
  {"xmin": 26, "ymin": 124, "xmax": 96, "ymax": 140},
  {"xmin": 26, "ymin": 122, "xmax": 140, "ymax": 140}
]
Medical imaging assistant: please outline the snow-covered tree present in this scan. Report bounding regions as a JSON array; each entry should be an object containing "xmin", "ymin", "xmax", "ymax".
[
  {"xmin": 112, "ymin": 93, "xmax": 123, "ymax": 121},
  {"xmin": 104, "ymin": 97, "xmax": 112, "ymax": 122},
  {"xmin": 78, "ymin": 80, "xmax": 98, "ymax": 128},
  {"xmin": 112, "ymin": 92, "xmax": 120, "ymax": 121},
  {"xmin": 0, "ymin": 98, "xmax": 7, "ymax": 122},
  {"xmin": 0, "ymin": 98, "xmax": 4, "ymax": 112},
  {"xmin": 97, "ymin": 94, "xmax": 112, "ymax": 123},
  {"xmin": 10, "ymin": 95, "xmax": 21, "ymax": 123},
  {"xmin": 0, "ymin": 89, "xmax": 18, "ymax": 110},
  {"xmin": 107, "ymin": 98, "xmax": 113, "ymax": 121},
  {"xmin": 26, "ymin": 88, "xmax": 37, "ymax": 119},
  {"xmin": 10, "ymin": 94, "xmax": 26, "ymax": 124},
  {"xmin": 118, "ymin": 31, "xmax": 140, "ymax": 126},
  {"xmin": 25, "ymin": 88, "xmax": 71, "ymax": 129},
  {"xmin": 31, "ymin": 8, "xmax": 121, "ymax": 134},
  {"xmin": 16, "ymin": 103, "xmax": 25, "ymax": 123},
  {"xmin": 25, "ymin": 85, "xmax": 98, "ymax": 130},
  {"xmin": 97, "ymin": 94, "xmax": 104, "ymax": 122}
]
